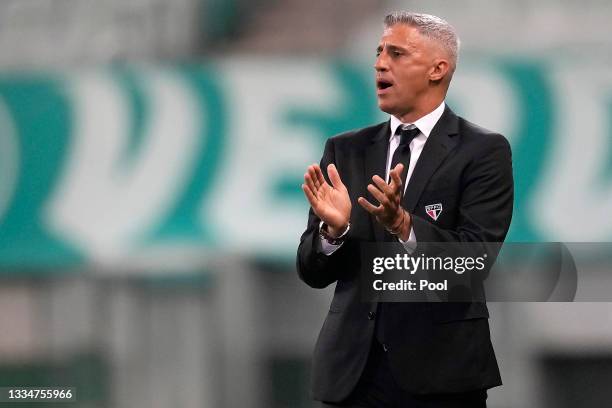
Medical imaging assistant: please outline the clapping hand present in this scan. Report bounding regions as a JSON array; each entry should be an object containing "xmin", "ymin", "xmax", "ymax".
[
  {"xmin": 357, "ymin": 163, "xmax": 407, "ymax": 236},
  {"xmin": 302, "ymin": 164, "xmax": 351, "ymax": 238}
]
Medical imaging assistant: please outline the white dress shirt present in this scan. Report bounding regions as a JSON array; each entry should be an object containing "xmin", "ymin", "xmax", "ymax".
[{"xmin": 320, "ymin": 101, "xmax": 446, "ymax": 255}]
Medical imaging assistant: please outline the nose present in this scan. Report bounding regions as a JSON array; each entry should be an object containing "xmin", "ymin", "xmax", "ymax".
[{"xmin": 374, "ymin": 51, "xmax": 388, "ymax": 72}]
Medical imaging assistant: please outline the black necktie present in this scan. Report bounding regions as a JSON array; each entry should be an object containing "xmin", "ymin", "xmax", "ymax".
[
  {"xmin": 375, "ymin": 125, "xmax": 420, "ymax": 347},
  {"xmin": 389, "ymin": 125, "xmax": 420, "ymax": 190}
]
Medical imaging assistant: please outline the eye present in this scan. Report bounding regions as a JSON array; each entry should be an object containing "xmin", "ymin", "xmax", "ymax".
[{"xmin": 392, "ymin": 50, "xmax": 402, "ymax": 57}]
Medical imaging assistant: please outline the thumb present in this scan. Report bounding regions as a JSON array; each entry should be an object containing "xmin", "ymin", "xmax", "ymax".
[{"xmin": 327, "ymin": 164, "xmax": 345, "ymax": 190}]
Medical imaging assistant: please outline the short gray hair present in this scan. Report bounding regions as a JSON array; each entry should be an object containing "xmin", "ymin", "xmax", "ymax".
[{"xmin": 384, "ymin": 12, "xmax": 460, "ymax": 71}]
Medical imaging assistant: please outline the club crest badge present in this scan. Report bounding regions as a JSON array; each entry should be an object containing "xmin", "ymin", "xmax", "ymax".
[{"xmin": 425, "ymin": 203, "xmax": 443, "ymax": 221}]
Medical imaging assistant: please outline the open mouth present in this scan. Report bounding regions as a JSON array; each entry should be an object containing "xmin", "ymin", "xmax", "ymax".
[{"xmin": 377, "ymin": 80, "xmax": 393, "ymax": 90}]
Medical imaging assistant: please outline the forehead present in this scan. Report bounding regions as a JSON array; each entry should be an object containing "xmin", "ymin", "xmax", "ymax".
[{"xmin": 378, "ymin": 24, "xmax": 424, "ymax": 48}]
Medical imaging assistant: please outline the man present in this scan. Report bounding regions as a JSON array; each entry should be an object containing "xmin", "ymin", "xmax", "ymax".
[{"xmin": 297, "ymin": 11, "xmax": 513, "ymax": 408}]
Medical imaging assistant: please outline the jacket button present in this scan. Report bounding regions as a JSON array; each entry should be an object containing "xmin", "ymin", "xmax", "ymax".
[{"xmin": 368, "ymin": 311, "xmax": 376, "ymax": 320}]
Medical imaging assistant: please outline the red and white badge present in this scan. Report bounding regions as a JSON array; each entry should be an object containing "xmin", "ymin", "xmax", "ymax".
[{"xmin": 425, "ymin": 203, "xmax": 443, "ymax": 221}]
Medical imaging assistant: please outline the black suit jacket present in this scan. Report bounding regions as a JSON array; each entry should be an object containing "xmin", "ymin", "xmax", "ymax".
[{"xmin": 296, "ymin": 106, "xmax": 514, "ymax": 402}]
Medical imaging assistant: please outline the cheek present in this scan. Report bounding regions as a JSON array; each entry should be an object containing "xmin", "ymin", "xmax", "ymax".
[
  {"xmin": 396, "ymin": 69, "xmax": 419, "ymax": 84},
  {"xmin": 395, "ymin": 79, "xmax": 418, "ymax": 98},
  {"xmin": 398, "ymin": 71, "xmax": 427, "ymax": 91}
]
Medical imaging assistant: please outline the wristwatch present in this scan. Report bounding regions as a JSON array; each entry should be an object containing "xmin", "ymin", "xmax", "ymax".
[{"xmin": 319, "ymin": 222, "xmax": 350, "ymax": 245}]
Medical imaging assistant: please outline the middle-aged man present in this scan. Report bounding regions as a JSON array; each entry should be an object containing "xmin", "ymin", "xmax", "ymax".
[{"xmin": 297, "ymin": 11, "xmax": 514, "ymax": 408}]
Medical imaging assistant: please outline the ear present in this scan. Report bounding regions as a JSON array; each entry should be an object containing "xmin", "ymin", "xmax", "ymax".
[{"xmin": 429, "ymin": 59, "xmax": 450, "ymax": 82}]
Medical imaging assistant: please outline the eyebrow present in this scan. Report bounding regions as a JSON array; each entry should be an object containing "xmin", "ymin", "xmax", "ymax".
[{"xmin": 377, "ymin": 44, "xmax": 409, "ymax": 53}]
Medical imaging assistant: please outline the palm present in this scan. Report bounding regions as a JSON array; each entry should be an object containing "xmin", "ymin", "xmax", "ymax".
[
  {"xmin": 303, "ymin": 164, "xmax": 351, "ymax": 231},
  {"xmin": 313, "ymin": 183, "xmax": 351, "ymax": 227}
]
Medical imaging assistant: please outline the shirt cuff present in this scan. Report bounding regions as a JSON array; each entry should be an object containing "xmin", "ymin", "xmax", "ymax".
[{"xmin": 398, "ymin": 226, "xmax": 417, "ymax": 253}]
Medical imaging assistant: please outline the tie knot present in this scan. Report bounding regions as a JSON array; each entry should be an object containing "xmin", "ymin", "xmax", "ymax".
[{"xmin": 396, "ymin": 125, "xmax": 420, "ymax": 147}]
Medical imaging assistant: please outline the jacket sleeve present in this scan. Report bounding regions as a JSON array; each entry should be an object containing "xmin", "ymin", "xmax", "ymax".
[{"xmin": 296, "ymin": 137, "xmax": 350, "ymax": 289}]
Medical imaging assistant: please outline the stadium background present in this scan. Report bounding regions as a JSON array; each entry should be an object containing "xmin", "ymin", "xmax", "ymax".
[{"xmin": 1, "ymin": 0, "xmax": 612, "ymax": 406}]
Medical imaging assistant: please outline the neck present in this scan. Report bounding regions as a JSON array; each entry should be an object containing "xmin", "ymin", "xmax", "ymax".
[{"xmin": 395, "ymin": 96, "xmax": 444, "ymax": 123}]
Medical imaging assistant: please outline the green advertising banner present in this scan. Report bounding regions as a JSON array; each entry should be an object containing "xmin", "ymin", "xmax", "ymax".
[{"xmin": 0, "ymin": 58, "xmax": 609, "ymax": 270}]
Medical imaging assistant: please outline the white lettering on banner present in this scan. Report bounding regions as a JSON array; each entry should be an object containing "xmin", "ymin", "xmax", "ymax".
[
  {"xmin": 533, "ymin": 66, "xmax": 612, "ymax": 240},
  {"xmin": 207, "ymin": 61, "xmax": 346, "ymax": 256},
  {"xmin": 46, "ymin": 70, "xmax": 202, "ymax": 261},
  {"xmin": 0, "ymin": 99, "xmax": 19, "ymax": 222},
  {"xmin": 27, "ymin": 60, "xmax": 612, "ymax": 264},
  {"xmin": 448, "ymin": 63, "xmax": 517, "ymax": 144}
]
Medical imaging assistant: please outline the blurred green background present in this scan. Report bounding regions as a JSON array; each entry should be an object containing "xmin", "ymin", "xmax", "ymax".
[{"xmin": 1, "ymin": 0, "xmax": 612, "ymax": 407}]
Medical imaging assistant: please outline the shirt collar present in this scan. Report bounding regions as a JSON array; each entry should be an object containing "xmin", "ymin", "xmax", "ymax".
[{"xmin": 389, "ymin": 101, "xmax": 446, "ymax": 140}]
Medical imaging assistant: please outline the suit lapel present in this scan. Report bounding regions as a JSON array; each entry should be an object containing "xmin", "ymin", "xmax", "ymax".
[
  {"xmin": 364, "ymin": 122, "xmax": 390, "ymax": 243},
  {"xmin": 402, "ymin": 106, "xmax": 460, "ymax": 212}
]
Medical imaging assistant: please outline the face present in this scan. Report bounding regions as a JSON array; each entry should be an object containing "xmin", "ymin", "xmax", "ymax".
[{"xmin": 375, "ymin": 24, "xmax": 446, "ymax": 120}]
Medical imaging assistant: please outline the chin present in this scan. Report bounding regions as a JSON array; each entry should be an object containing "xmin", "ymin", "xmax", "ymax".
[{"xmin": 377, "ymin": 100, "xmax": 394, "ymax": 115}]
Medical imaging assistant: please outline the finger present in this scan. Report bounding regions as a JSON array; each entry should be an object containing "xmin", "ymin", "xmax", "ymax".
[
  {"xmin": 307, "ymin": 165, "xmax": 322, "ymax": 190},
  {"xmin": 313, "ymin": 164, "xmax": 328, "ymax": 188},
  {"xmin": 367, "ymin": 183, "xmax": 389, "ymax": 207},
  {"xmin": 388, "ymin": 164, "xmax": 405, "ymax": 192},
  {"xmin": 327, "ymin": 164, "xmax": 344, "ymax": 190},
  {"xmin": 358, "ymin": 196, "xmax": 380, "ymax": 214},
  {"xmin": 391, "ymin": 163, "xmax": 404, "ymax": 175},
  {"xmin": 302, "ymin": 184, "xmax": 318, "ymax": 207},
  {"xmin": 372, "ymin": 175, "xmax": 391, "ymax": 196},
  {"xmin": 303, "ymin": 185, "xmax": 325, "ymax": 217},
  {"xmin": 303, "ymin": 173, "xmax": 318, "ymax": 198},
  {"xmin": 389, "ymin": 168, "xmax": 403, "ymax": 192}
]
